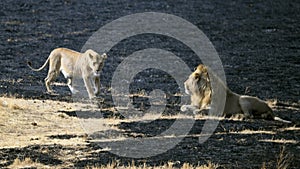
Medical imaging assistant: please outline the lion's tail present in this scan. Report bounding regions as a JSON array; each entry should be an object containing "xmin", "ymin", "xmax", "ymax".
[
  {"xmin": 274, "ymin": 117, "xmax": 292, "ymax": 123},
  {"xmin": 27, "ymin": 57, "xmax": 50, "ymax": 72}
]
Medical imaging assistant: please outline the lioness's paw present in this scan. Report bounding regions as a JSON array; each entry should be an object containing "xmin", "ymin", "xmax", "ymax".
[
  {"xmin": 46, "ymin": 91, "xmax": 59, "ymax": 95},
  {"xmin": 94, "ymin": 90, "xmax": 100, "ymax": 95},
  {"xmin": 89, "ymin": 95, "xmax": 97, "ymax": 100},
  {"xmin": 70, "ymin": 88, "xmax": 79, "ymax": 94}
]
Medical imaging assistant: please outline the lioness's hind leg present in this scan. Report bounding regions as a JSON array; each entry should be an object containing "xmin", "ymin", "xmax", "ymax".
[
  {"xmin": 67, "ymin": 78, "xmax": 78, "ymax": 94},
  {"xmin": 44, "ymin": 70, "xmax": 58, "ymax": 94}
]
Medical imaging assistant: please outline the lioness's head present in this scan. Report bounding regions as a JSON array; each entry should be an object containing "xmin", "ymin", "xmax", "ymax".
[
  {"xmin": 184, "ymin": 64, "xmax": 210, "ymax": 96},
  {"xmin": 86, "ymin": 49, "xmax": 107, "ymax": 76}
]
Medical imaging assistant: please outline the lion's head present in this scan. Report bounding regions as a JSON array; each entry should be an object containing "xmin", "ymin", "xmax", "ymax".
[{"xmin": 184, "ymin": 64, "xmax": 211, "ymax": 109}]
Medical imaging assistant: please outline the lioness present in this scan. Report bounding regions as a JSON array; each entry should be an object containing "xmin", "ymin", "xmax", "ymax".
[
  {"xmin": 27, "ymin": 48, "xmax": 107, "ymax": 99},
  {"xmin": 181, "ymin": 64, "xmax": 291, "ymax": 123}
]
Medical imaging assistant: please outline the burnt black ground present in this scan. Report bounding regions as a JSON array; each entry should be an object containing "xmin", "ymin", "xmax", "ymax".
[{"xmin": 0, "ymin": 0, "xmax": 299, "ymax": 168}]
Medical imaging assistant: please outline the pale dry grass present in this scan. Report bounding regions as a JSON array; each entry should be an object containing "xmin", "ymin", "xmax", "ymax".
[
  {"xmin": 8, "ymin": 157, "xmax": 220, "ymax": 169},
  {"xmin": 9, "ymin": 157, "xmax": 50, "ymax": 169},
  {"xmin": 0, "ymin": 96, "xmax": 147, "ymax": 150},
  {"xmin": 259, "ymin": 139, "xmax": 298, "ymax": 144},
  {"xmin": 279, "ymin": 126, "xmax": 300, "ymax": 132},
  {"xmin": 0, "ymin": 96, "xmax": 93, "ymax": 148},
  {"xmin": 227, "ymin": 129, "xmax": 276, "ymax": 135},
  {"xmin": 86, "ymin": 160, "xmax": 219, "ymax": 169}
]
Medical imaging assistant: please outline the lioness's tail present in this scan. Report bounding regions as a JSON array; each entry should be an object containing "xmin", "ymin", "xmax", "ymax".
[
  {"xmin": 27, "ymin": 57, "xmax": 50, "ymax": 71},
  {"xmin": 274, "ymin": 117, "xmax": 292, "ymax": 123}
]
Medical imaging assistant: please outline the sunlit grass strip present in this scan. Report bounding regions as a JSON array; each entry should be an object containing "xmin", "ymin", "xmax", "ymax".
[
  {"xmin": 85, "ymin": 160, "xmax": 219, "ymax": 169},
  {"xmin": 259, "ymin": 139, "xmax": 298, "ymax": 144}
]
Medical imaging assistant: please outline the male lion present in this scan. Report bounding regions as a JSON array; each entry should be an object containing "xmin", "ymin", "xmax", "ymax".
[
  {"xmin": 181, "ymin": 64, "xmax": 291, "ymax": 123},
  {"xmin": 27, "ymin": 48, "xmax": 107, "ymax": 99},
  {"xmin": 181, "ymin": 64, "xmax": 211, "ymax": 112}
]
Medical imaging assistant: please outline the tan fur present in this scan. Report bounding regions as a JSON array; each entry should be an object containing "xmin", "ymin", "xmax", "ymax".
[
  {"xmin": 181, "ymin": 64, "xmax": 291, "ymax": 123},
  {"xmin": 27, "ymin": 48, "xmax": 107, "ymax": 99}
]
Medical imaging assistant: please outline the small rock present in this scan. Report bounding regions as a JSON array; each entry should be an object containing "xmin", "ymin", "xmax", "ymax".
[
  {"xmin": 30, "ymin": 137, "xmax": 39, "ymax": 141},
  {"xmin": 31, "ymin": 122, "xmax": 38, "ymax": 126},
  {"xmin": 1, "ymin": 100, "xmax": 8, "ymax": 107}
]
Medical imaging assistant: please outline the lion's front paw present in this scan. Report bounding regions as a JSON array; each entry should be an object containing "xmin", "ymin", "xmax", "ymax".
[
  {"xmin": 181, "ymin": 105, "xmax": 198, "ymax": 112},
  {"xmin": 180, "ymin": 105, "xmax": 189, "ymax": 112}
]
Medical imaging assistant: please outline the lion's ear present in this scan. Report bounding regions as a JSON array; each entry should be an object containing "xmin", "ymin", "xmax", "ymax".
[
  {"xmin": 205, "ymin": 72, "xmax": 210, "ymax": 82},
  {"xmin": 194, "ymin": 73, "xmax": 200, "ymax": 80}
]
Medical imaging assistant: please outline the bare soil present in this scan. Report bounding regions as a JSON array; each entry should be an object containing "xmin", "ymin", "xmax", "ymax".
[{"xmin": 0, "ymin": 0, "xmax": 299, "ymax": 168}]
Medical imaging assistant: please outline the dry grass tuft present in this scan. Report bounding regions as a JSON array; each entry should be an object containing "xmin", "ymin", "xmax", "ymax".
[
  {"xmin": 261, "ymin": 146, "xmax": 292, "ymax": 169},
  {"xmin": 182, "ymin": 161, "xmax": 219, "ymax": 169},
  {"xmin": 276, "ymin": 146, "xmax": 292, "ymax": 169},
  {"xmin": 261, "ymin": 162, "xmax": 267, "ymax": 169}
]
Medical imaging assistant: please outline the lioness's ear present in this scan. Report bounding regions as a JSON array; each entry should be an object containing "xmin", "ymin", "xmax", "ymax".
[
  {"xmin": 89, "ymin": 53, "xmax": 94, "ymax": 59},
  {"xmin": 102, "ymin": 53, "xmax": 107, "ymax": 59}
]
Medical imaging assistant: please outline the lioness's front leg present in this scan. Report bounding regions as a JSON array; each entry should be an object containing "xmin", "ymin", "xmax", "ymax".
[
  {"xmin": 93, "ymin": 76, "xmax": 101, "ymax": 95},
  {"xmin": 67, "ymin": 78, "xmax": 79, "ymax": 94},
  {"xmin": 83, "ymin": 76, "xmax": 96, "ymax": 99}
]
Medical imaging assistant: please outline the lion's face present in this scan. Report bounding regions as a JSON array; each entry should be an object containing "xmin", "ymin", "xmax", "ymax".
[
  {"xmin": 184, "ymin": 64, "xmax": 210, "ymax": 96},
  {"xmin": 183, "ymin": 64, "xmax": 212, "ymax": 109},
  {"xmin": 87, "ymin": 51, "xmax": 107, "ymax": 76}
]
